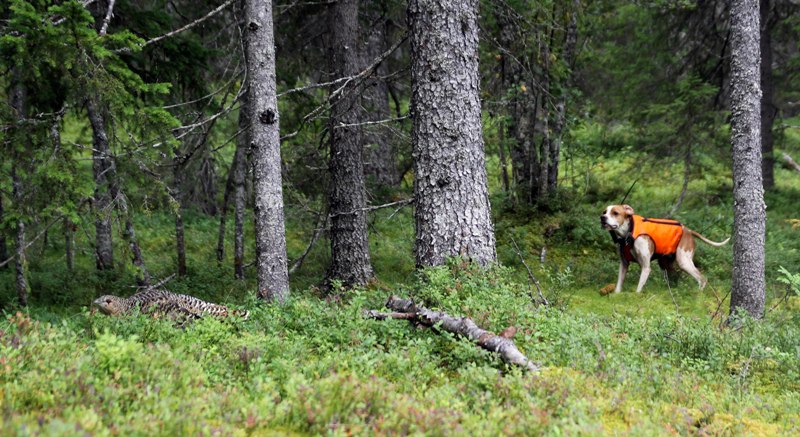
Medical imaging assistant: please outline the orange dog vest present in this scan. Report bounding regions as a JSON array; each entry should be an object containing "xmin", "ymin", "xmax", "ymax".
[{"xmin": 620, "ymin": 215, "xmax": 684, "ymax": 261}]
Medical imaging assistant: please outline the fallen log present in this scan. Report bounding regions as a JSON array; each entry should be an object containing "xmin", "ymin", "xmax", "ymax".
[{"xmin": 366, "ymin": 296, "xmax": 540, "ymax": 372}]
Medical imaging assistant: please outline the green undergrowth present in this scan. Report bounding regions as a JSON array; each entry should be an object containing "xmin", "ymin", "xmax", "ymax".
[
  {"xmin": 3, "ymin": 134, "xmax": 800, "ymax": 434},
  {"xmin": 2, "ymin": 262, "xmax": 799, "ymax": 435}
]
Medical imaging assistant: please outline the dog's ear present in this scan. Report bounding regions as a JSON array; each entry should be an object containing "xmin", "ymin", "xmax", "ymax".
[{"xmin": 622, "ymin": 204, "xmax": 634, "ymax": 216}]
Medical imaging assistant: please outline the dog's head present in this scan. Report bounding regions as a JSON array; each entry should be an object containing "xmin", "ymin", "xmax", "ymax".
[{"xmin": 600, "ymin": 204, "xmax": 634, "ymax": 233}]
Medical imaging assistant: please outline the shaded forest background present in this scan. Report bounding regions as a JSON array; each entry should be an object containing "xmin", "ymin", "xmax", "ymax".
[{"xmin": 2, "ymin": 0, "xmax": 799, "ymax": 306}]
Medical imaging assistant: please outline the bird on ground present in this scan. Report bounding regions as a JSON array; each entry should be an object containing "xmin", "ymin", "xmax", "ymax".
[{"xmin": 92, "ymin": 289, "xmax": 249, "ymax": 323}]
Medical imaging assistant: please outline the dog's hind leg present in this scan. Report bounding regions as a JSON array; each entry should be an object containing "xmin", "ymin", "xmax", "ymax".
[{"xmin": 676, "ymin": 247, "xmax": 707, "ymax": 289}]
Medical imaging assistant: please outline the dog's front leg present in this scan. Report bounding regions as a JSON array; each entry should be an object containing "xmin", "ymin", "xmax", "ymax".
[
  {"xmin": 615, "ymin": 260, "xmax": 629, "ymax": 293},
  {"xmin": 632, "ymin": 237, "xmax": 655, "ymax": 293}
]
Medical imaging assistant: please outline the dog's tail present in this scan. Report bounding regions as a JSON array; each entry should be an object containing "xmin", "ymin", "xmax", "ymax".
[{"xmin": 689, "ymin": 230, "xmax": 730, "ymax": 247}]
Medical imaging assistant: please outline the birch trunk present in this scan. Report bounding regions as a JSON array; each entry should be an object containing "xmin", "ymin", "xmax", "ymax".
[
  {"xmin": 730, "ymin": 0, "xmax": 765, "ymax": 319},
  {"xmin": 327, "ymin": 0, "xmax": 374, "ymax": 287},
  {"xmin": 245, "ymin": 0, "xmax": 290, "ymax": 303},
  {"xmin": 409, "ymin": 0, "xmax": 496, "ymax": 267}
]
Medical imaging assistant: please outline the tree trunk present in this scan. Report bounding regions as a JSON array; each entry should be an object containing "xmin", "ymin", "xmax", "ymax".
[
  {"xmin": 730, "ymin": 0, "xmax": 765, "ymax": 319},
  {"xmin": 10, "ymin": 71, "xmax": 29, "ymax": 306},
  {"xmin": 216, "ymin": 148, "xmax": 237, "ymax": 264},
  {"xmin": 12, "ymin": 165, "xmax": 28, "ymax": 307},
  {"xmin": 362, "ymin": 4, "xmax": 399, "ymax": 188},
  {"xmin": 233, "ymin": 94, "xmax": 249, "ymax": 280},
  {"xmin": 497, "ymin": 13, "xmax": 535, "ymax": 204},
  {"xmin": 760, "ymin": 0, "xmax": 777, "ymax": 190},
  {"xmin": 87, "ymin": 98, "xmax": 114, "ymax": 270},
  {"xmin": 245, "ymin": 0, "xmax": 290, "ymax": 303},
  {"xmin": 327, "ymin": 0, "xmax": 375, "ymax": 287},
  {"xmin": 117, "ymin": 191, "xmax": 150, "ymax": 287},
  {"xmin": 173, "ymin": 155, "xmax": 187, "ymax": 277},
  {"xmin": 409, "ymin": 0, "xmax": 497, "ymax": 267},
  {"xmin": 64, "ymin": 219, "xmax": 74, "ymax": 271},
  {"xmin": 546, "ymin": 0, "xmax": 580, "ymax": 194},
  {"xmin": 0, "ymin": 195, "xmax": 7, "ymax": 270}
]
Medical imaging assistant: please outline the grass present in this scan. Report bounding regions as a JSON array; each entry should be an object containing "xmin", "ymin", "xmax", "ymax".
[{"xmin": 1, "ymin": 148, "xmax": 800, "ymax": 435}]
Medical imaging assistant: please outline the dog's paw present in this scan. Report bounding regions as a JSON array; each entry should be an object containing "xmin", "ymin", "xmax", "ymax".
[{"xmin": 599, "ymin": 283, "xmax": 616, "ymax": 296}]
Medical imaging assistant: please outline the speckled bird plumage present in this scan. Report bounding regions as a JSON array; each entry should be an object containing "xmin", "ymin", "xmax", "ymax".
[{"xmin": 92, "ymin": 289, "xmax": 249, "ymax": 321}]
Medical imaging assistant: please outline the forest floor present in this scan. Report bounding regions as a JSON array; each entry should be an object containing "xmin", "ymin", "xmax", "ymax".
[{"xmin": 2, "ymin": 152, "xmax": 800, "ymax": 435}]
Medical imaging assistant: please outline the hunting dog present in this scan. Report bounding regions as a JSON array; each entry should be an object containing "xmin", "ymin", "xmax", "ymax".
[{"xmin": 600, "ymin": 204, "xmax": 729, "ymax": 293}]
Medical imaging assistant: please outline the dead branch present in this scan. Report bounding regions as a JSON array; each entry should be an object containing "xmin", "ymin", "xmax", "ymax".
[
  {"xmin": 328, "ymin": 198, "xmax": 413, "ymax": 219},
  {"xmin": 782, "ymin": 152, "xmax": 800, "ymax": 173},
  {"xmin": 115, "ymin": 0, "xmax": 236, "ymax": 53},
  {"xmin": 289, "ymin": 210, "xmax": 328, "ymax": 274},
  {"xmin": 280, "ymin": 34, "xmax": 408, "ymax": 141},
  {"xmin": 98, "ymin": 0, "xmax": 116, "ymax": 37},
  {"xmin": 509, "ymin": 237, "xmax": 548, "ymax": 306},
  {"xmin": 367, "ymin": 296, "xmax": 540, "ymax": 372},
  {"xmin": 0, "ymin": 213, "xmax": 65, "ymax": 268}
]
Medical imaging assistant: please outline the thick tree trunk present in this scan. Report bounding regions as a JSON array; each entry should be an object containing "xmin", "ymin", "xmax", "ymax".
[
  {"xmin": 87, "ymin": 98, "xmax": 115, "ymax": 270},
  {"xmin": 173, "ymin": 156, "xmax": 187, "ymax": 277},
  {"xmin": 409, "ymin": 0, "xmax": 497, "ymax": 267},
  {"xmin": 730, "ymin": 0, "xmax": 765, "ymax": 319},
  {"xmin": 362, "ymin": 5, "xmax": 399, "ymax": 188},
  {"xmin": 760, "ymin": 0, "xmax": 777, "ymax": 190},
  {"xmin": 327, "ymin": 0, "xmax": 375, "ymax": 287},
  {"xmin": 233, "ymin": 96, "xmax": 249, "ymax": 280},
  {"xmin": 245, "ymin": 0, "xmax": 290, "ymax": 303}
]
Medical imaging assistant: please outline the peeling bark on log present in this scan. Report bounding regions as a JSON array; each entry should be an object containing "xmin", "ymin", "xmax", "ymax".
[{"xmin": 367, "ymin": 296, "xmax": 540, "ymax": 372}]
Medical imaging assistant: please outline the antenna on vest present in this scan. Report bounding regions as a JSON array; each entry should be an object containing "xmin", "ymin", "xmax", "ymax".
[{"xmin": 620, "ymin": 179, "xmax": 638, "ymax": 204}]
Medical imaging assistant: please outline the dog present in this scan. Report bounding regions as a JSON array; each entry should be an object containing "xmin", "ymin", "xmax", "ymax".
[{"xmin": 600, "ymin": 204, "xmax": 729, "ymax": 293}]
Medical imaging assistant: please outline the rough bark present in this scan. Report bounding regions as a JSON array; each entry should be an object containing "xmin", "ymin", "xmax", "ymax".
[
  {"xmin": 245, "ymin": 0, "xmax": 290, "ymax": 303},
  {"xmin": 234, "ymin": 95, "xmax": 249, "ymax": 280},
  {"xmin": 409, "ymin": 0, "xmax": 497, "ymax": 267},
  {"xmin": 760, "ymin": 0, "xmax": 777, "ymax": 190},
  {"xmin": 362, "ymin": 4, "xmax": 399, "ymax": 188},
  {"xmin": 87, "ymin": 98, "xmax": 114, "ymax": 270},
  {"xmin": 327, "ymin": 0, "xmax": 375, "ymax": 287},
  {"xmin": 366, "ymin": 296, "xmax": 540, "ymax": 372},
  {"xmin": 730, "ymin": 0, "xmax": 765, "ymax": 319}
]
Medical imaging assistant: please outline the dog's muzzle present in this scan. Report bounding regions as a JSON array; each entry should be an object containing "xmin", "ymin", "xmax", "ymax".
[{"xmin": 600, "ymin": 216, "xmax": 616, "ymax": 230}]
